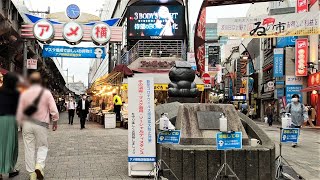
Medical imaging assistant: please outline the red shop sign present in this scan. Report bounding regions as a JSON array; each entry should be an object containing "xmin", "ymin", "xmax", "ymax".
[
  {"xmin": 295, "ymin": 38, "xmax": 308, "ymax": 77},
  {"xmin": 308, "ymin": 72, "xmax": 320, "ymax": 87},
  {"xmin": 296, "ymin": 0, "xmax": 308, "ymax": 13}
]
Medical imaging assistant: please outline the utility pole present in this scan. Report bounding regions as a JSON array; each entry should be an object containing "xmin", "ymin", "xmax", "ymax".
[{"xmin": 23, "ymin": 39, "xmax": 28, "ymax": 77}]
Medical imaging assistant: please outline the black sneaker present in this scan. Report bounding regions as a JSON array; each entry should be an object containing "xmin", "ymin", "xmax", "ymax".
[{"xmin": 9, "ymin": 169, "xmax": 19, "ymax": 178}]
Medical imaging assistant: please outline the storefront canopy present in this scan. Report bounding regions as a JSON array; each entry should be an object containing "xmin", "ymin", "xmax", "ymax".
[
  {"xmin": 300, "ymin": 86, "xmax": 320, "ymax": 92},
  {"xmin": 122, "ymin": 73, "xmax": 204, "ymax": 91}
]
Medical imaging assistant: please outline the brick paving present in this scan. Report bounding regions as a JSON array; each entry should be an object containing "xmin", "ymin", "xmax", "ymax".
[{"xmin": 3, "ymin": 112, "xmax": 151, "ymax": 180}]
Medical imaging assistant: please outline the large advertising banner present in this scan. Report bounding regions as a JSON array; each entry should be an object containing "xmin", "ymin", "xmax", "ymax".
[
  {"xmin": 127, "ymin": 5, "xmax": 184, "ymax": 39},
  {"xmin": 42, "ymin": 45, "xmax": 106, "ymax": 59},
  {"xmin": 295, "ymin": 38, "xmax": 308, "ymax": 76},
  {"xmin": 217, "ymin": 11, "xmax": 320, "ymax": 38},
  {"xmin": 273, "ymin": 48, "xmax": 284, "ymax": 78},
  {"xmin": 128, "ymin": 77, "xmax": 156, "ymax": 176}
]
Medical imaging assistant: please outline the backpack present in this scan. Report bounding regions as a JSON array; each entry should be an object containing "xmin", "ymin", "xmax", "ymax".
[{"xmin": 288, "ymin": 103, "xmax": 304, "ymax": 115}]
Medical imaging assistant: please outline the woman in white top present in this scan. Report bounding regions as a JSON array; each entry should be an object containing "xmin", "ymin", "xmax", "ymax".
[{"xmin": 66, "ymin": 96, "xmax": 76, "ymax": 125}]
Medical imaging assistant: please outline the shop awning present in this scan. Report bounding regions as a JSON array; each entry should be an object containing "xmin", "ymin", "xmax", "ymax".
[
  {"xmin": 122, "ymin": 73, "xmax": 205, "ymax": 91},
  {"xmin": 300, "ymin": 86, "xmax": 320, "ymax": 92}
]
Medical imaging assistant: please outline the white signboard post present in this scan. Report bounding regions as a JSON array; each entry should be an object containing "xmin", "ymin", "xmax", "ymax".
[
  {"xmin": 128, "ymin": 77, "xmax": 156, "ymax": 177},
  {"xmin": 27, "ymin": 59, "xmax": 37, "ymax": 70}
]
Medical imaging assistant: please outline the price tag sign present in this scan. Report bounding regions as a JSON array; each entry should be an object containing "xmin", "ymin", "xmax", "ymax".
[
  {"xmin": 281, "ymin": 128, "xmax": 299, "ymax": 143},
  {"xmin": 216, "ymin": 132, "xmax": 242, "ymax": 150},
  {"xmin": 157, "ymin": 130, "xmax": 181, "ymax": 144}
]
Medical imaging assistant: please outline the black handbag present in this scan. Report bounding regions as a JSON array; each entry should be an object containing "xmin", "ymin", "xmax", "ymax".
[{"xmin": 23, "ymin": 88, "xmax": 44, "ymax": 116}]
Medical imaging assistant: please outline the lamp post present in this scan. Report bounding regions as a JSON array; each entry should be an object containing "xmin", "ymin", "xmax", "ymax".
[{"xmin": 63, "ymin": 69, "xmax": 69, "ymax": 89}]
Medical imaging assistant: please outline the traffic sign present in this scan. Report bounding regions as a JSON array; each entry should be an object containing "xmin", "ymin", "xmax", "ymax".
[
  {"xmin": 216, "ymin": 132, "xmax": 242, "ymax": 150},
  {"xmin": 202, "ymin": 73, "xmax": 211, "ymax": 84},
  {"xmin": 157, "ymin": 130, "xmax": 181, "ymax": 144},
  {"xmin": 281, "ymin": 128, "xmax": 299, "ymax": 143}
]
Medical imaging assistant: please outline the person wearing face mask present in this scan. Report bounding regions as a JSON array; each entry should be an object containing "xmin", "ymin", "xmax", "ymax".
[
  {"xmin": 76, "ymin": 94, "xmax": 89, "ymax": 129},
  {"xmin": 285, "ymin": 94, "xmax": 308, "ymax": 147}
]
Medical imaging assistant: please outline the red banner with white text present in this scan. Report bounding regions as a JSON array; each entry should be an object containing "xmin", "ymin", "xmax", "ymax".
[
  {"xmin": 297, "ymin": 0, "xmax": 308, "ymax": 13},
  {"xmin": 295, "ymin": 38, "xmax": 308, "ymax": 76}
]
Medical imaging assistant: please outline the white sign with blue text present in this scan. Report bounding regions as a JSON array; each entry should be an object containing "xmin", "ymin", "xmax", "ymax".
[
  {"xmin": 128, "ymin": 77, "xmax": 156, "ymax": 176},
  {"xmin": 216, "ymin": 132, "xmax": 242, "ymax": 150},
  {"xmin": 281, "ymin": 128, "xmax": 299, "ymax": 143},
  {"xmin": 157, "ymin": 130, "xmax": 181, "ymax": 144}
]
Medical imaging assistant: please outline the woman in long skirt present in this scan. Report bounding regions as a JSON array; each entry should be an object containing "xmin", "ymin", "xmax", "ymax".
[{"xmin": 0, "ymin": 72, "xmax": 20, "ymax": 179}]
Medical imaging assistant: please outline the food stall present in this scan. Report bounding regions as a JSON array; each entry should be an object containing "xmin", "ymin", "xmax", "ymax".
[{"xmin": 89, "ymin": 65, "xmax": 133, "ymax": 128}]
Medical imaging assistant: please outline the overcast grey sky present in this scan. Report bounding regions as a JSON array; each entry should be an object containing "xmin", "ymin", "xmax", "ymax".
[{"xmin": 26, "ymin": 0, "xmax": 250, "ymax": 86}]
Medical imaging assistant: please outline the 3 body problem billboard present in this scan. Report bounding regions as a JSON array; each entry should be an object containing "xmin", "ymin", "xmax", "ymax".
[{"xmin": 127, "ymin": 5, "xmax": 185, "ymax": 40}]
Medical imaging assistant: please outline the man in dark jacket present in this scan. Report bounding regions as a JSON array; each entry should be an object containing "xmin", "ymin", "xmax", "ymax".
[{"xmin": 77, "ymin": 94, "xmax": 90, "ymax": 129}]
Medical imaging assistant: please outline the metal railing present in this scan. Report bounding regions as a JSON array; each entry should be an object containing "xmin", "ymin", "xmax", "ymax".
[{"xmin": 121, "ymin": 40, "xmax": 184, "ymax": 65}]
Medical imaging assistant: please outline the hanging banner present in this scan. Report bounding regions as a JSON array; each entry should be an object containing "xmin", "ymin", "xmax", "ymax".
[
  {"xmin": 273, "ymin": 48, "xmax": 284, "ymax": 77},
  {"xmin": 217, "ymin": 11, "xmax": 320, "ymax": 38},
  {"xmin": 128, "ymin": 77, "xmax": 156, "ymax": 176},
  {"xmin": 296, "ymin": 0, "xmax": 308, "ymax": 13},
  {"xmin": 42, "ymin": 45, "xmax": 106, "ymax": 59},
  {"xmin": 295, "ymin": 38, "xmax": 308, "ymax": 76},
  {"xmin": 27, "ymin": 59, "xmax": 38, "ymax": 70}
]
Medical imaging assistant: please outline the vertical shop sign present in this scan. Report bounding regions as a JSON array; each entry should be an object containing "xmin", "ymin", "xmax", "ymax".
[
  {"xmin": 128, "ymin": 77, "xmax": 156, "ymax": 176},
  {"xmin": 297, "ymin": 0, "xmax": 308, "ymax": 13},
  {"xmin": 286, "ymin": 75, "xmax": 303, "ymax": 103},
  {"xmin": 295, "ymin": 38, "xmax": 308, "ymax": 76},
  {"xmin": 273, "ymin": 48, "xmax": 284, "ymax": 77},
  {"xmin": 208, "ymin": 45, "xmax": 220, "ymax": 71}
]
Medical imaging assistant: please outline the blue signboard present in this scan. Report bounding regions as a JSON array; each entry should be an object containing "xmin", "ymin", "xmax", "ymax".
[
  {"xmin": 128, "ymin": 157, "xmax": 157, "ymax": 162},
  {"xmin": 157, "ymin": 130, "xmax": 181, "ymax": 144},
  {"xmin": 273, "ymin": 48, "xmax": 284, "ymax": 78},
  {"xmin": 276, "ymin": 81, "xmax": 285, "ymax": 85},
  {"xmin": 281, "ymin": 128, "xmax": 299, "ymax": 143},
  {"xmin": 276, "ymin": 36, "xmax": 298, "ymax": 48},
  {"xmin": 216, "ymin": 132, "xmax": 242, "ymax": 150},
  {"xmin": 42, "ymin": 45, "xmax": 106, "ymax": 59},
  {"xmin": 277, "ymin": 88, "xmax": 285, "ymax": 98},
  {"xmin": 286, "ymin": 85, "xmax": 303, "ymax": 103}
]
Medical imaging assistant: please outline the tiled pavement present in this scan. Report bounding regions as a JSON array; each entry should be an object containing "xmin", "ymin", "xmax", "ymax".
[
  {"xmin": 256, "ymin": 121, "xmax": 320, "ymax": 180},
  {"xmin": 3, "ymin": 112, "xmax": 151, "ymax": 180}
]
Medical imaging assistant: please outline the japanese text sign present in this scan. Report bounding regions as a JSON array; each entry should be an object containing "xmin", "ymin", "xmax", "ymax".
[
  {"xmin": 217, "ymin": 11, "xmax": 320, "ymax": 38},
  {"xmin": 42, "ymin": 45, "xmax": 106, "ymax": 59},
  {"xmin": 157, "ymin": 130, "xmax": 181, "ymax": 144},
  {"xmin": 273, "ymin": 48, "xmax": 284, "ymax": 77},
  {"xmin": 33, "ymin": 19, "xmax": 54, "ymax": 43},
  {"xmin": 91, "ymin": 22, "xmax": 111, "ymax": 45},
  {"xmin": 308, "ymin": 72, "xmax": 320, "ymax": 86},
  {"xmin": 297, "ymin": 0, "xmax": 308, "ymax": 13},
  {"xmin": 295, "ymin": 38, "xmax": 308, "ymax": 76},
  {"xmin": 286, "ymin": 85, "xmax": 303, "ymax": 103},
  {"xmin": 128, "ymin": 77, "xmax": 156, "ymax": 162},
  {"xmin": 27, "ymin": 59, "xmax": 37, "ymax": 70},
  {"xmin": 63, "ymin": 21, "xmax": 83, "ymax": 44},
  {"xmin": 216, "ymin": 132, "xmax": 242, "ymax": 150},
  {"xmin": 286, "ymin": 75, "xmax": 303, "ymax": 85},
  {"xmin": 281, "ymin": 128, "xmax": 300, "ymax": 143}
]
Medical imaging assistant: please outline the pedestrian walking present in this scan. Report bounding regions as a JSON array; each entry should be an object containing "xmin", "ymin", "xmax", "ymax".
[
  {"xmin": 265, "ymin": 104, "xmax": 273, "ymax": 126},
  {"xmin": 113, "ymin": 93, "xmax": 123, "ymax": 121},
  {"xmin": 0, "ymin": 73, "xmax": 20, "ymax": 179},
  {"xmin": 16, "ymin": 72, "xmax": 59, "ymax": 180},
  {"xmin": 285, "ymin": 94, "xmax": 308, "ymax": 148},
  {"xmin": 66, "ymin": 96, "xmax": 76, "ymax": 125},
  {"xmin": 77, "ymin": 94, "xmax": 89, "ymax": 129}
]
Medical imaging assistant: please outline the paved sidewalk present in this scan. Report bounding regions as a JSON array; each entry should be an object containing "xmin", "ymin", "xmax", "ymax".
[
  {"xmin": 4, "ymin": 112, "xmax": 150, "ymax": 180},
  {"xmin": 256, "ymin": 121, "xmax": 320, "ymax": 180}
]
